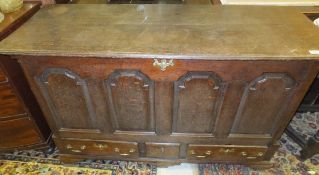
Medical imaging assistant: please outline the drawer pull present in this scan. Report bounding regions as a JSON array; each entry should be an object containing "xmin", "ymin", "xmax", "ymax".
[
  {"xmin": 66, "ymin": 144, "xmax": 73, "ymax": 149},
  {"xmin": 114, "ymin": 148, "xmax": 135, "ymax": 156},
  {"xmin": 161, "ymin": 147, "xmax": 165, "ymax": 153},
  {"xmin": 129, "ymin": 148, "xmax": 136, "ymax": 153},
  {"xmin": 257, "ymin": 152, "xmax": 264, "ymax": 157},
  {"xmin": 153, "ymin": 59, "xmax": 174, "ymax": 71},
  {"xmin": 240, "ymin": 151, "xmax": 248, "ymax": 157},
  {"xmin": 95, "ymin": 144, "xmax": 108, "ymax": 150},
  {"xmin": 120, "ymin": 153, "xmax": 130, "ymax": 156},
  {"xmin": 241, "ymin": 152, "xmax": 263, "ymax": 159},
  {"xmin": 219, "ymin": 148, "xmax": 235, "ymax": 154},
  {"xmin": 196, "ymin": 155, "xmax": 207, "ymax": 158},
  {"xmin": 66, "ymin": 144, "xmax": 86, "ymax": 153},
  {"xmin": 189, "ymin": 150, "xmax": 196, "ymax": 155},
  {"xmin": 205, "ymin": 151, "xmax": 212, "ymax": 155}
]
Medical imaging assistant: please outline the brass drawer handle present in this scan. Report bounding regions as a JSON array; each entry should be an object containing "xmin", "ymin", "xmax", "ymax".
[
  {"xmin": 66, "ymin": 144, "xmax": 73, "ymax": 150},
  {"xmin": 241, "ymin": 151, "xmax": 264, "ymax": 159},
  {"xmin": 189, "ymin": 150, "xmax": 212, "ymax": 158},
  {"xmin": 240, "ymin": 151, "xmax": 248, "ymax": 157},
  {"xmin": 120, "ymin": 153, "xmax": 130, "ymax": 156},
  {"xmin": 153, "ymin": 59, "xmax": 174, "ymax": 71},
  {"xmin": 114, "ymin": 148, "xmax": 136, "ymax": 156},
  {"xmin": 196, "ymin": 155, "xmax": 207, "ymax": 158},
  {"xmin": 257, "ymin": 152, "xmax": 264, "ymax": 157},
  {"xmin": 129, "ymin": 148, "xmax": 136, "ymax": 153},
  {"xmin": 205, "ymin": 151, "xmax": 212, "ymax": 155},
  {"xmin": 95, "ymin": 144, "xmax": 108, "ymax": 150},
  {"xmin": 219, "ymin": 148, "xmax": 235, "ymax": 154},
  {"xmin": 66, "ymin": 144, "xmax": 86, "ymax": 153}
]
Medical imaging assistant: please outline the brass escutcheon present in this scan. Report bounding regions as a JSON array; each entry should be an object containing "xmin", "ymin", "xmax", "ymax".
[{"xmin": 153, "ymin": 59, "xmax": 174, "ymax": 71}]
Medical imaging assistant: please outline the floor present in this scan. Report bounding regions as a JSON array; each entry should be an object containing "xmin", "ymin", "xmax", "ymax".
[{"xmin": 158, "ymin": 163, "xmax": 199, "ymax": 175}]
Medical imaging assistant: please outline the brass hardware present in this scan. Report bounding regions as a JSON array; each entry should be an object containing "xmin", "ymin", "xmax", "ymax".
[
  {"xmin": 190, "ymin": 150, "xmax": 196, "ymax": 155},
  {"xmin": 161, "ymin": 147, "xmax": 165, "ymax": 153},
  {"xmin": 196, "ymin": 155, "xmax": 207, "ymax": 158},
  {"xmin": 113, "ymin": 148, "xmax": 134, "ymax": 156},
  {"xmin": 95, "ymin": 144, "xmax": 108, "ymax": 150},
  {"xmin": 153, "ymin": 59, "xmax": 174, "ymax": 71},
  {"xmin": 219, "ymin": 148, "xmax": 235, "ymax": 154},
  {"xmin": 257, "ymin": 152, "xmax": 264, "ymax": 157},
  {"xmin": 129, "ymin": 148, "xmax": 136, "ymax": 153},
  {"xmin": 80, "ymin": 145, "xmax": 86, "ymax": 150},
  {"xmin": 114, "ymin": 148, "xmax": 120, "ymax": 153},
  {"xmin": 66, "ymin": 144, "xmax": 85, "ymax": 153},
  {"xmin": 66, "ymin": 144, "xmax": 72, "ymax": 149},
  {"xmin": 240, "ymin": 151, "xmax": 248, "ymax": 157},
  {"xmin": 205, "ymin": 151, "xmax": 212, "ymax": 155},
  {"xmin": 120, "ymin": 153, "xmax": 130, "ymax": 156},
  {"xmin": 246, "ymin": 156, "xmax": 257, "ymax": 159}
]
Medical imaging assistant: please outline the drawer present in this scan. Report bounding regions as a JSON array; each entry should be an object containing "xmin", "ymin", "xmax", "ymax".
[
  {"xmin": 0, "ymin": 84, "xmax": 25, "ymax": 117},
  {"xmin": 54, "ymin": 138, "xmax": 139, "ymax": 158},
  {"xmin": 145, "ymin": 142, "xmax": 180, "ymax": 159},
  {"xmin": 187, "ymin": 145, "xmax": 267, "ymax": 160},
  {"xmin": 0, "ymin": 68, "xmax": 7, "ymax": 83},
  {"xmin": 0, "ymin": 117, "xmax": 42, "ymax": 149}
]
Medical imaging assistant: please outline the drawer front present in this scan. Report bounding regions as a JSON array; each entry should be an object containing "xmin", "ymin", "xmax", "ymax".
[
  {"xmin": 0, "ymin": 84, "xmax": 25, "ymax": 117},
  {"xmin": 187, "ymin": 145, "xmax": 267, "ymax": 160},
  {"xmin": 0, "ymin": 68, "xmax": 7, "ymax": 83},
  {"xmin": 0, "ymin": 117, "xmax": 42, "ymax": 148},
  {"xmin": 145, "ymin": 142, "xmax": 180, "ymax": 159},
  {"xmin": 55, "ymin": 138, "xmax": 139, "ymax": 157}
]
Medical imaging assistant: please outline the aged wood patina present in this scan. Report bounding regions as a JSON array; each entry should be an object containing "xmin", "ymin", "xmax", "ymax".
[
  {"xmin": 0, "ymin": 2, "xmax": 52, "ymax": 152},
  {"xmin": 1, "ymin": 4, "xmax": 319, "ymax": 168}
]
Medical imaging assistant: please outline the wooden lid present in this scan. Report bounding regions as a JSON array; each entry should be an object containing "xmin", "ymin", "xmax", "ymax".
[{"xmin": 0, "ymin": 4, "xmax": 319, "ymax": 60}]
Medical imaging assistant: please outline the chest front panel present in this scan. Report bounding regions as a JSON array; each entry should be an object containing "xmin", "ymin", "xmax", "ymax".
[{"xmin": 19, "ymin": 57, "xmax": 317, "ymax": 162}]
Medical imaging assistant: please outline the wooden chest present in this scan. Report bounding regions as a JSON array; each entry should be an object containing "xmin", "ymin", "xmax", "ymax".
[{"xmin": 1, "ymin": 4, "xmax": 319, "ymax": 168}]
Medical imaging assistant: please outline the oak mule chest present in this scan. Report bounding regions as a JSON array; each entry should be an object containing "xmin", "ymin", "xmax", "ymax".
[{"xmin": 1, "ymin": 4, "xmax": 319, "ymax": 168}]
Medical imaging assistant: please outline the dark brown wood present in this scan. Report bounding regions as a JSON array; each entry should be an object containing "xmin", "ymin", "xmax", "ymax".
[
  {"xmin": 0, "ymin": 117, "xmax": 42, "ymax": 149},
  {"xmin": 145, "ymin": 142, "xmax": 180, "ymax": 159},
  {"xmin": 0, "ymin": 3, "xmax": 51, "ymax": 152},
  {"xmin": 0, "ymin": 68, "xmax": 7, "ymax": 83},
  {"xmin": 16, "ymin": 56, "xmax": 319, "ymax": 167},
  {"xmin": 54, "ymin": 137, "xmax": 139, "ymax": 157},
  {"xmin": 55, "ymin": 0, "xmax": 70, "ymax": 3},
  {"xmin": 1, "ymin": 5, "xmax": 319, "ymax": 168},
  {"xmin": 187, "ymin": 144, "xmax": 267, "ymax": 161},
  {"xmin": 173, "ymin": 72, "xmax": 224, "ymax": 135},
  {"xmin": 105, "ymin": 70, "xmax": 155, "ymax": 133},
  {"xmin": 0, "ymin": 83, "xmax": 26, "ymax": 118}
]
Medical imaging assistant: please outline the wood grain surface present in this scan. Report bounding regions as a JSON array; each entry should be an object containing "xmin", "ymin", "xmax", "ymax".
[{"xmin": 1, "ymin": 5, "xmax": 319, "ymax": 59}]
